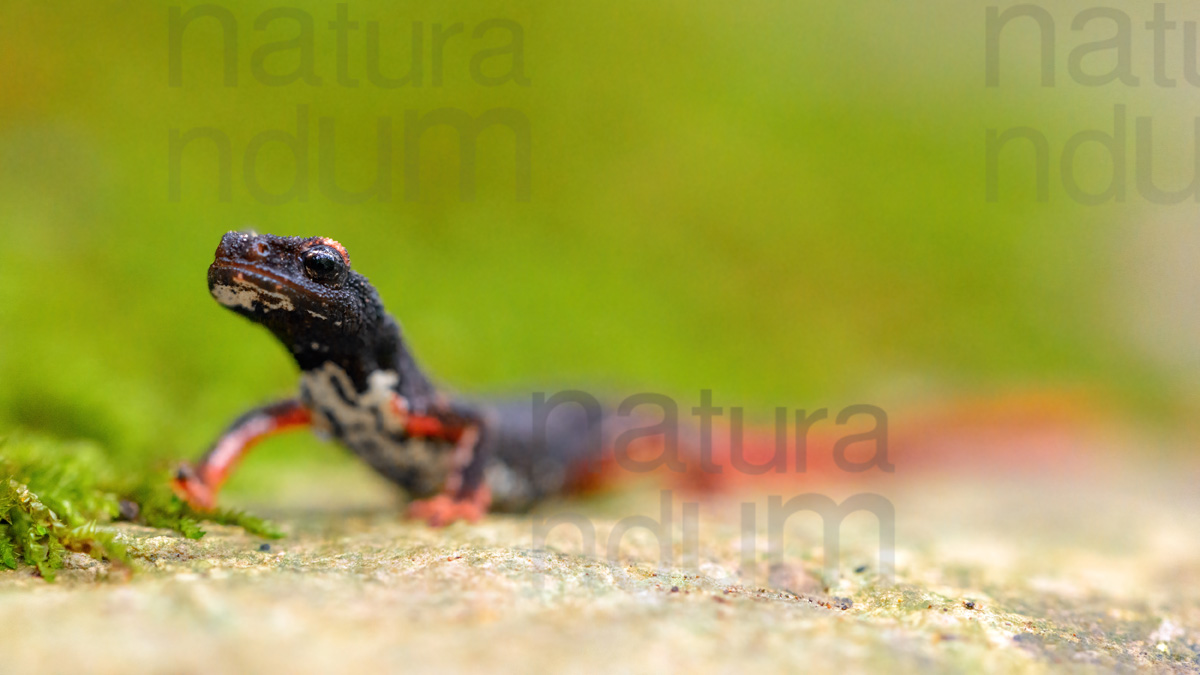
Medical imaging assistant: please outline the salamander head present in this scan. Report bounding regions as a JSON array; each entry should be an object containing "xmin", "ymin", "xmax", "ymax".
[{"xmin": 208, "ymin": 231, "xmax": 389, "ymax": 372}]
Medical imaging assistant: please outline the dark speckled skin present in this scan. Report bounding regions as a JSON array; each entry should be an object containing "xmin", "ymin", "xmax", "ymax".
[
  {"xmin": 205, "ymin": 231, "xmax": 609, "ymax": 511},
  {"xmin": 209, "ymin": 232, "xmax": 433, "ymax": 398}
]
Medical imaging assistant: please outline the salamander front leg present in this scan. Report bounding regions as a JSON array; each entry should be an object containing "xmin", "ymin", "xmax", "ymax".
[
  {"xmin": 172, "ymin": 399, "xmax": 312, "ymax": 510},
  {"xmin": 405, "ymin": 424, "xmax": 494, "ymax": 527}
]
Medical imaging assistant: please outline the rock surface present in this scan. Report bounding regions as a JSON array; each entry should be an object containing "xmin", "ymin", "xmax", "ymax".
[{"xmin": 2, "ymin": 463, "xmax": 1198, "ymax": 673}]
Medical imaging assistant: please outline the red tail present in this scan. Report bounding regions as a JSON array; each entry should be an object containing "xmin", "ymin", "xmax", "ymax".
[{"xmin": 566, "ymin": 390, "xmax": 1104, "ymax": 496}]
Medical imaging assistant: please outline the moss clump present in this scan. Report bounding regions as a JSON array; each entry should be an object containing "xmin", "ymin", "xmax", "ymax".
[
  {"xmin": 0, "ymin": 433, "xmax": 280, "ymax": 580},
  {"xmin": 124, "ymin": 476, "xmax": 283, "ymax": 541}
]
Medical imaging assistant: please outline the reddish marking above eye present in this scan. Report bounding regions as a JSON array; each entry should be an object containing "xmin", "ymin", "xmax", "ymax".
[{"xmin": 315, "ymin": 237, "xmax": 350, "ymax": 266}]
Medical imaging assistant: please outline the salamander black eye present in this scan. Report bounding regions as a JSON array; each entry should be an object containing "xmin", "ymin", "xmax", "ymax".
[{"xmin": 302, "ymin": 246, "xmax": 347, "ymax": 285}]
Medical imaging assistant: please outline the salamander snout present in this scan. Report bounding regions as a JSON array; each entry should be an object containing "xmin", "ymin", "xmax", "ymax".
[{"xmin": 215, "ymin": 231, "xmax": 273, "ymax": 263}]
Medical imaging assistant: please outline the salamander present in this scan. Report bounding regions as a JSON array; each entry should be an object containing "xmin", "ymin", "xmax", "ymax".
[{"xmin": 172, "ymin": 232, "xmax": 619, "ymax": 525}]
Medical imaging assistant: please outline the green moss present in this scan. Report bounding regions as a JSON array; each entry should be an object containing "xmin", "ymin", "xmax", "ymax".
[
  {"xmin": 211, "ymin": 508, "xmax": 284, "ymax": 540},
  {"xmin": 0, "ymin": 433, "xmax": 279, "ymax": 580}
]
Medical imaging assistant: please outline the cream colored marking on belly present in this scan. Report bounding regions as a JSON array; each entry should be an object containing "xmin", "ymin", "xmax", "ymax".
[{"xmin": 300, "ymin": 362, "xmax": 454, "ymax": 481}]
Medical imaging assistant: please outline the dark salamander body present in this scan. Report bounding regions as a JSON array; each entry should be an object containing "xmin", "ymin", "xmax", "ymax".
[{"xmin": 174, "ymin": 232, "xmax": 615, "ymax": 524}]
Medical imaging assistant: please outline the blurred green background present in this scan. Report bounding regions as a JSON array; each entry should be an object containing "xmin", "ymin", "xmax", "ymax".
[{"xmin": 2, "ymin": 1, "xmax": 1197, "ymax": 495}]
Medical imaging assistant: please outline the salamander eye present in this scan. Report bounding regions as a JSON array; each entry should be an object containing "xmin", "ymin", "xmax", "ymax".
[{"xmin": 302, "ymin": 246, "xmax": 347, "ymax": 285}]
